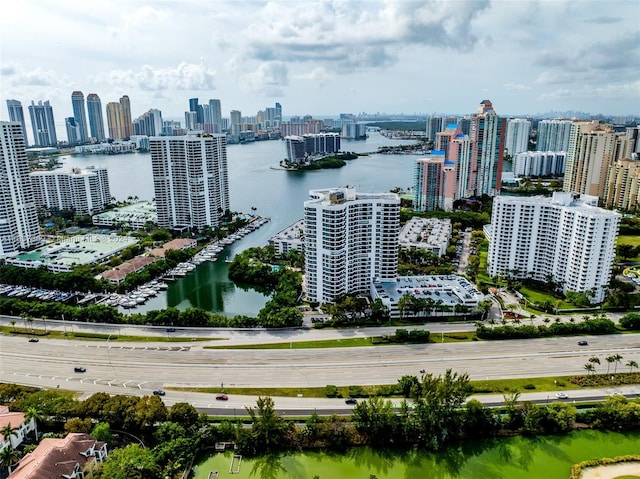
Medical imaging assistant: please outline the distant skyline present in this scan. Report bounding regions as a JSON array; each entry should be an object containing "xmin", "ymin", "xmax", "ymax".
[{"xmin": 1, "ymin": 0, "xmax": 639, "ymax": 136}]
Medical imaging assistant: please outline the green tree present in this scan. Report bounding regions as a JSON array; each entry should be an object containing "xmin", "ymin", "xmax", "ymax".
[
  {"xmin": 352, "ymin": 396, "xmax": 397, "ymax": 446},
  {"xmin": 91, "ymin": 422, "xmax": 113, "ymax": 443},
  {"xmin": 0, "ymin": 423, "xmax": 19, "ymax": 449},
  {"xmin": 627, "ymin": 360, "xmax": 639, "ymax": 373},
  {"xmin": 100, "ymin": 444, "xmax": 160, "ymax": 479},
  {"xmin": 167, "ymin": 402, "xmax": 199, "ymax": 429},
  {"xmin": 244, "ymin": 396, "xmax": 289, "ymax": 455}
]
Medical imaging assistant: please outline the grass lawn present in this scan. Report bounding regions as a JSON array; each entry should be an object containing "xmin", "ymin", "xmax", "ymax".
[
  {"xmin": 3, "ymin": 327, "xmax": 216, "ymax": 342},
  {"xmin": 519, "ymin": 286, "xmax": 573, "ymax": 310},
  {"xmin": 204, "ymin": 331, "xmax": 477, "ymax": 350},
  {"xmin": 618, "ymin": 235, "xmax": 640, "ymax": 262},
  {"xmin": 172, "ymin": 374, "xmax": 624, "ymax": 399}
]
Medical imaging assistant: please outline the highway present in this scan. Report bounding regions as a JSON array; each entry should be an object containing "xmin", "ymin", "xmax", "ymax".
[{"xmin": 2, "ymin": 321, "xmax": 639, "ymax": 415}]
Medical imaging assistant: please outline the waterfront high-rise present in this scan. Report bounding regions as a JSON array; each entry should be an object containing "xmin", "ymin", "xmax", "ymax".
[
  {"xmin": 470, "ymin": 100, "xmax": 506, "ymax": 196},
  {"xmin": 28, "ymin": 100, "xmax": 58, "ymax": 147},
  {"xmin": 6, "ymin": 100, "xmax": 29, "ymax": 147},
  {"xmin": 150, "ymin": 134, "xmax": 229, "ymax": 230},
  {"xmin": 536, "ymin": 119, "xmax": 572, "ymax": 152},
  {"xmin": 106, "ymin": 102, "xmax": 124, "ymax": 139},
  {"xmin": 488, "ymin": 192, "xmax": 619, "ymax": 303},
  {"xmin": 414, "ymin": 151, "xmax": 457, "ymax": 211},
  {"xmin": 562, "ymin": 120, "xmax": 632, "ymax": 199},
  {"xmin": 71, "ymin": 91, "xmax": 89, "ymax": 143},
  {"xmin": 86, "ymin": 93, "xmax": 105, "ymax": 141},
  {"xmin": 504, "ymin": 118, "xmax": 532, "ymax": 156},
  {"xmin": 603, "ymin": 158, "xmax": 640, "ymax": 211},
  {"xmin": 426, "ymin": 116, "xmax": 443, "ymax": 142},
  {"xmin": 65, "ymin": 117, "xmax": 81, "ymax": 145},
  {"xmin": 0, "ymin": 122, "xmax": 41, "ymax": 255},
  {"xmin": 30, "ymin": 166, "xmax": 111, "ymax": 215},
  {"xmin": 133, "ymin": 109, "xmax": 163, "ymax": 136},
  {"xmin": 119, "ymin": 95, "xmax": 133, "ymax": 138},
  {"xmin": 303, "ymin": 186, "xmax": 399, "ymax": 304},
  {"xmin": 208, "ymin": 99, "xmax": 222, "ymax": 133}
]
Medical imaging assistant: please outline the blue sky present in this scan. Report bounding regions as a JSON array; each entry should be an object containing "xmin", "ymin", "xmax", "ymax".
[{"xmin": 1, "ymin": 0, "xmax": 639, "ymax": 131}]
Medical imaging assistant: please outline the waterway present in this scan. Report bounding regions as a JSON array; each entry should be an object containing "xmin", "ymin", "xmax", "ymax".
[
  {"xmin": 58, "ymin": 132, "xmax": 420, "ymax": 316},
  {"xmin": 192, "ymin": 429, "xmax": 640, "ymax": 479}
]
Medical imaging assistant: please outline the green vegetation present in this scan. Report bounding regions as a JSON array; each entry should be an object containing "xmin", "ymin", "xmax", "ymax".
[
  {"xmin": 476, "ymin": 316, "xmax": 616, "ymax": 340},
  {"xmin": 570, "ymin": 455, "xmax": 640, "ymax": 479}
]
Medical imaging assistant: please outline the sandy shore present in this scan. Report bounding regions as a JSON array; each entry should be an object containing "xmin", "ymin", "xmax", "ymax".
[{"xmin": 580, "ymin": 462, "xmax": 640, "ymax": 479}]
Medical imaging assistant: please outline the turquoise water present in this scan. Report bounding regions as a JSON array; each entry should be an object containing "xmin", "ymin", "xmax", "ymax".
[{"xmin": 192, "ymin": 430, "xmax": 640, "ymax": 479}]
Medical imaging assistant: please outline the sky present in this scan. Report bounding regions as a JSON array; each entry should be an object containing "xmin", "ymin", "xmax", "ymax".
[{"xmin": 1, "ymin": 0, "xmax": 639, "ymax": 136}]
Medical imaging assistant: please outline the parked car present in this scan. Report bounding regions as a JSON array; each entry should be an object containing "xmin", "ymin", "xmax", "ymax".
[
  {"xmin": 166, "ymin": 328, "xmax": 176, "ymax": 333},
  {"xmin": 28, "ymin": 338, "xmax": 39, "ymax": 343},
  {"xmin": 74, "ymin": 367, "xmax": 86, "ymax": 373},
  {"xmin": 153, "ymin": 389, "xmax": 166, "ymax": 396},
  {"xmin": 578, "ymin": 340, "xmax": 588, "ymax": 346},
  {"xmin": 345, "ymin": 398, "xmax": 358, "ymax": 405},
  {"xmin": 216, "ymin": 394, "xmax": 229, "ymax": 401},
  {"xmin": 555, "ymin": 392, "xmax": 568, "ymax": 399}
]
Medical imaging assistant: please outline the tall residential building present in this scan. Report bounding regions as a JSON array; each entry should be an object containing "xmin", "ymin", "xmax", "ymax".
[
  {"xmin": 28, "ymin": 100, "xmax": 57, "ymax": 147},
  {"xmin": 208, "ymin": 99, "xmax": 222, "ymax": 133},
  {"xmin": 304, "ymin": 186, "xmax": 399, "ymax": 304},
  {"xmin": 30, "ymin": 166, "xmax": 111, "ymax": 215},
  {"xmin": 86, "ymin": 93, "xmax": 105, "ymax": 141},
  {"xmin": 229, "ymin": 110, "xmax": 242, "ymax": 135},
  {"xmin": 470, "ymin": 100, "xmax": 506, "ymax": 196},
  {"xmin": 133, "ymin": 109, "xmax": 163, "ymax": 136},
  {"xmin": 414, "ymin": 151, "xmax": 457, "ymax": 211},
  {"xmin": 562, "ymin": 120, "xmax": 624, "ymax": 199},
  {"xmin": 119, "ymin": 95, "xmax": 133, "ymax": 138},
  {"xmin": 150, "ymin": 134, "xmax": 229, "ymax": 230},
  {"xmin": 65, "ymin": 117, "xmax": 81, "ymax": 145},
  {"xmin": 536, "ymin": 119, "xmax": 572, "ymax": 152},
  {"xmin": 0, "ymin": 122, "xmax": 41, "ymax": 255},
  {"xmin": 450, "ymin": 133, "xmax": 472, "ymax": 200},
  {"xmin": 6, "ymin": 100, "xmax": 29, "ymax": 146},
  {"xmin": 488, "ymin": 192, "xmax": 619, "ymax": 303},
  {"xmin": 603, "ymin": 158, "xmax": 640, "ymax": 211},
  {"xmin": 426, "ymin": 116, "xmax": 443, "ymax": 142},
  {"xmin": 513, "ymin": 151, "xmax": 566, "ymax": 177},
  {"xmin": 105, "ymin": 102, "xmax": 126, "ymax": 139},
  {"xmin": 71, "ymin": 91, "xmax": 89, "ymax": 143},
  {"xmin": 504, "ymin": 118, "xmax": 531, "ymax": 155}
]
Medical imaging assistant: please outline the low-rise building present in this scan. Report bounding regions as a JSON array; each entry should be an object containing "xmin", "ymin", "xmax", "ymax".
[
  {"xmin": 371, "ymin": 275, "xmax": 483, "ymax": 319},
  {"xmin": 9, "ymin": 433, "xmax": 107, "ymax": 479},
  {"xmin": 399, "ymin": 217, "xmax": 451, "ymax": 256},
  {"xmin": 92, "ymin": 201, "xmax": 157, "ymax": 229},
  {"xmin": 269, "ymin": 219, "xmax": 304, "ymax": 257},
  {"xmin": 0, "ymin": 407, "xmax": 35, "ymax": 454}
]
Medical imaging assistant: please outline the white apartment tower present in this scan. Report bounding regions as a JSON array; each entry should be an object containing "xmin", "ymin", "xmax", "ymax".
[
  {"xmin": 304, "ymin": 186, "xmax": 399, "ymax": 304},
  {"xmin": 150, "ymin": 134, "xmax": 229, "ymax": 230},
  {"xmin": 30, "ymin": 167, "xmax": 111, "ymax": 215},
  {"xmin": 536, "ymin": 119, "xmax": 572, "ymax": 152},
  {"xmin": 0, "ymin": 122, "xmax": 41, "ymax": 255},
  {"xmin": 505, "ymin": 118, "xmax": 532, "ymax": 155},
  {"xmin": 488, "ymin": 192, "xmax": 620, "ymax": 304}
]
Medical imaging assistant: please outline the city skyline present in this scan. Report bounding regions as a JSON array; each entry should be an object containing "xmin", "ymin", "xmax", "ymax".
[{"xmin": 1, "ymin": 0, "xmax": 639, "ymax": 136}]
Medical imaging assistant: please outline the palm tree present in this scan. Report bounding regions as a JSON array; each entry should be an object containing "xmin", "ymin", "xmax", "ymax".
[
  {"xmin": 0, "ymin": 423, "xmax": 19, "ymax": 450},
  {"xmin": 9, "ymin": 320, "xmax": 16, "ymax": 331},
  {"xmin": 0, "ymin": 446, "xmax": 20, "ymax": 474},
  {"xmin": 605, "ymin": 355, "xmax": 616, "ymax": 375},
  {"xmin": 588, "ymin": 356, "xmax": 600, "ymax": 374},
  {"xmin": 626, "ymin": 360, "xmax": 639, "ymax": 373},
  {"xmin": 612, "ymin": 354, "xmax": 623, "ymax": 374},
  {"xmin": 543, "ymin": 317, "xmax": 550, "ymax": 325},
  {"xmin": 583, "ymin": 363, "xmax": 595, "ymax": 375},
  {"xmin": 24, "ymin": 406, "xmax": 43, "ymax": 441}
]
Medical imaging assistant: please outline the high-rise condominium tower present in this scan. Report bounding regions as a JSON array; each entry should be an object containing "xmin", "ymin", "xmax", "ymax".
[
  {"xmin": 303, "ymin": 186, "xmax": 399, "ymax": 304},
  {"xmin": 150, "ymin": 134, "xmax": 229, "ymax": 230},
  {"xmin": 119, "ymin": 95, "xmax": 133, "ymax": 138},
  {"xmin": 470, "ymin": 100, "xmax": 506, "ymax": 196},
  {"xmin": 0, "ymin": 122, "xmax": 41, "ymax": 255},
  {"xmin": 504, "ymin": 118, "xmax": 531, "ymax": 155},
  {"xmin": 488, "ymin": 192, "xmax": 619, "ymax": 303},
  {"xmin": 563, "ymin": 120, "xmax": 632, "ymax": 199},
  {"xmin": 30, "ymin": 166, "xmax": 111, "ymax": 215},
  {"xmin": 208, "ymin": 99, "xmax": 222, "ymax": 133},
  {"xmin": 71, "ymin": 91, "xmax": 89, "ymax": 143},
  {"xmin": 536, "ymin": 119, "xmax": 572, "ymax": 152},
  {"xmin": 414, "ymin": 152, "xmax": 457, "ymax": 211},
  {"xmin": 6, "ymin": 100, "xmax": 29, "ymax": 146},
  {"xmin": 28, "ymin": 100, "xmax": 57, "ymax": 147},
  {"xmin": 86, "ymin": 93, "xmax": 105, "ymax": 141}
]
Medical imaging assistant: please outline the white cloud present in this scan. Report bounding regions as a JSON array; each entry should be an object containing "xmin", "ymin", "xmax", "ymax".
[
  {"xmin": 109, "ymin": 61, "xmax": 217, "ymax": 91},
  {"xmin": 504, "ymin": 83, "xmax": 531, "ymax": 91}
]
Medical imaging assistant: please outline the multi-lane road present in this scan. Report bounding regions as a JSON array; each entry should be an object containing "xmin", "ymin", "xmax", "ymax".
[{"xmin": 2, "ymin": 316, "xmax": 639, "ymax": 415}]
